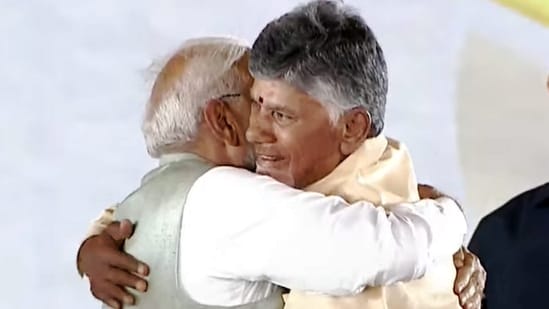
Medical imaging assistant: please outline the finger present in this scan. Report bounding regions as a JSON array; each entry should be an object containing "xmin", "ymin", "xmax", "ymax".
[
  {"xmin": 463, "ymin": 251, "xmax": 476, "ymax": 268},
  {"xmin": 90, "ymin": 281, "xmax": 124, "ymax": 307},
  {"xmin": 458, "ymin": 274, "xmax": 480, "ymax": 306},
  {"xmin": 119, "ymin": 219, "xmax": 135, "ymax": 238},
  {"xmin": 105, "ymin": 299, "xmax": 121, "ymax": 309},
  {"xmin": 107, "ymin": 250, "xmax": 149, "ymax": 276},
  {"xmin": 103, "ymin": 283, "xmax": 136, "ymax": 306},
  {"xmin": 479, "ymin": 268, "xmax": 487, "ymax": 290},
  {"xmin": 454, "ymin": 247, "xmax": 465, "ymax": 261},
  {"xmin": 104, "ymin": 220, "xmax": 134, "ymax": 248},
  {"xmin": 454, "ymin": 248, "xmax": 475, "ymax": 293},
  {"xmin": 464, "ymin": 294, "xmax": 482, "ymax": 309},
  {"xmin": 453, "ymin": 248, "xmax": 465, "ymax": 268},
  {"xmin": 454, "ymin": 264, "xmax": 473, "ymax": 294},
  {"xmin": 90, "ymin": 285, "xmax": 111, "ymax": 304},
  {"xmin": 103, "ymin": 220, "xmax": 133, "ymax": 244},
  {"xmin": 103, "ymin": 221, "xmax": 123, "ymax": 241},
  {"xmin": 106, "ymin": 266, "xmax": 148, "ymax": 292}
]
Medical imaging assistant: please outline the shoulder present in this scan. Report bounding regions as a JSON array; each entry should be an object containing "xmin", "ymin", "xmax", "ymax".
[
  {"xmin": 192, "ymin": 166, "xmax": 297, "ymax": 193},
  {"xmin": 188, "ymin": 166, "xmax": 296, "ymax": 205},
  {"xmin": 192, "ymin": 166, "xmax": 264, "ymax": 188},
  {"xmin": 201, "ymin": 165, "xmax": 257, "ymax": 179},
  {"xmin": 186, "ymin": 166, "xmax": 246, "ymax": 199},
  {"xmin": 478, "ymin": 183, "xmax": 549, "ymax": 231},
  {"xmin": 470, "ymin": 183, "xmax": 549, "ymax": 256}
]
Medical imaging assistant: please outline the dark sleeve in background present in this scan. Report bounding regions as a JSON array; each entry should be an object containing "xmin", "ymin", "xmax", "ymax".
[{"xmin": 468, "ymin": 183, "xmax": 549, "ymax": 309}]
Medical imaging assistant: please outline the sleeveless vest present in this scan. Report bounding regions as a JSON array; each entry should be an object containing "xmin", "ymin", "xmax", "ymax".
[{"xmin": 103, "ymin": 153, "xmax": 283, "ymax": 309}]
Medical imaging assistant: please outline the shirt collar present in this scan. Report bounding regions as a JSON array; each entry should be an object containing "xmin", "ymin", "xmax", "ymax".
[
  {"xmin": 140, "ymin": 152, "xmax": 209, "ymax": 185},
  {"xmin": 158, "ymin": 152, "xmax": 206, "ymax": 166}
]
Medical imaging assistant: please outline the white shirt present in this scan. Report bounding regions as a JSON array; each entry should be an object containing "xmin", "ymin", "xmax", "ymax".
[{"xmin": 179, "ymin": 166, "xmax": 467, "ymax": 306}]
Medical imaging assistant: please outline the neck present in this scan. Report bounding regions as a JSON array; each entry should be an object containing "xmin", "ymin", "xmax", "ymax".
[{"xmin": 162, "ymin": 135, "xmax": 231, "ymax": 167}]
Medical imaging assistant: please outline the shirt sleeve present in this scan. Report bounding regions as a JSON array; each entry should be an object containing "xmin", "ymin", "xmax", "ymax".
[
  {"xmin": 85, "ymin": 205, "xmax": 118, "ymax": 238},
  {"xmin": 182, "ymin": 166, "xmax": 467, "ymax": 296}
]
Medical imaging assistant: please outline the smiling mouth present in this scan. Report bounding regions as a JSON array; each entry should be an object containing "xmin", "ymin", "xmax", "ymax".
[
  {"xmin": 255, "ymin": 154, "xmax": 284, "ymax": 167},
  {"xmin": 257, "ymin": 155, "xmax": 282, "ymax": 161}
]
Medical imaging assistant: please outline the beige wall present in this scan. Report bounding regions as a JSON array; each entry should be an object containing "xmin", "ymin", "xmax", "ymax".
[
  {"xmin": 458, "ymin": 1, "xmax": 549, "ymax": 240},
  {"xmin": 457, "ymin": 34, "xmax": 549, "ymax": 238}
]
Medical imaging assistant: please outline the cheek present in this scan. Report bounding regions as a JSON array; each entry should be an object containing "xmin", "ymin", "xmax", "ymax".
[
  {"xmin": 286, "ymin": 129, "xmax": 339, "ymax": 171},
  {"xmin": 237, "ymin": 107, "xmax": 251, "ymax": 133}
]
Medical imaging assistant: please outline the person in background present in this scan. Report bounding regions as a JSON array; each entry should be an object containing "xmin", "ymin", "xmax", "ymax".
[{"xmin": 469, "ymin": 182, "xmax": 549, "ymax": 308}]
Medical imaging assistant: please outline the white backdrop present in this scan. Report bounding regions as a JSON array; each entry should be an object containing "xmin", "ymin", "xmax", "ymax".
[{"xmin": 1, "ymin": 0, "xmax": 548, "ymax": 308}]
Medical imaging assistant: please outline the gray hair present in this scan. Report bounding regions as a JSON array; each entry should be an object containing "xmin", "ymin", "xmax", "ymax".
[
  {"xmin": 142, "ymin": 37, "xmax": 250, "ymax": 158},
  {"xmin": 249, "ymin": 0, "xmax": 387, "ymax": 135}
]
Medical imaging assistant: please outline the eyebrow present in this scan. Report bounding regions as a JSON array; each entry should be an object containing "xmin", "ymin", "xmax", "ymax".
[
  {"xmin": 257, "ymin": 98, "xmax": 296, "ymax": 114},
  {"xmin": 218, "ymin": 93, "xmax": 241, "ymax": 100}
]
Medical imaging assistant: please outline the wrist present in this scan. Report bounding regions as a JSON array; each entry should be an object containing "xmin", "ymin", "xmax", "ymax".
[{"xmin": 76, "ymin": 235, "xmax": 98, "ymax": 277}]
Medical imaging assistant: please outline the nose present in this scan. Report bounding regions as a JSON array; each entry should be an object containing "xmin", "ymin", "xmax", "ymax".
[{"xmin": 246, "ymin": 105, "xmax": 276, "ymax": 144}]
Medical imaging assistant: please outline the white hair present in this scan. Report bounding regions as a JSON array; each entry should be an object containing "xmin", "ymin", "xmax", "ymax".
[{"xmin": 142, "ymin": 37, "xmax": 250, "ymax": 158}]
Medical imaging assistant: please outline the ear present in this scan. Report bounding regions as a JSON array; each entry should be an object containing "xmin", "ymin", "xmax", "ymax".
[
  {"xmin": 339, "ymin": 109, "xmax": 371, "ymax": 156},
  {"xmin": 203, "ymin": 99, "xmax": 241, "ymax": 147}
]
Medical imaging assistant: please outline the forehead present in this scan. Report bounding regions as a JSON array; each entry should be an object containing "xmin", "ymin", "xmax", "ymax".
[
  {"xmin": 251, "ymin": 79, "xmax": 292, "ymax": 95},
  {"xmin": 251, "ymin": 79, "xmax": 316, "ymax": 109}
]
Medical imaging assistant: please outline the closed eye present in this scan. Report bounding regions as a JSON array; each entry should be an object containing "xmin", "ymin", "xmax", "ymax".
[{"xmin": 271, "ymin": 110, "xmax": 293, "ymax": 123}]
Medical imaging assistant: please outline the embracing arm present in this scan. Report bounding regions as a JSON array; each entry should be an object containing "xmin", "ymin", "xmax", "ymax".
[
  {"xmin": 76, "ymin": 205, "xmax": 149, "ymax": 308},
  {"xmin": 76, "ymin": 205, "xmax": 118, "ymax": 276},
  {"xmin": 182, "ymin": 166, "xmax": 467, "ymax": 295}
]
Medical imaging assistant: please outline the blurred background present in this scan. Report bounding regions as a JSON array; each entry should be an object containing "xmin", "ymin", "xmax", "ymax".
[{"xmin": 1, "ymin": 0, "xmax": 548, "ymax": 307}]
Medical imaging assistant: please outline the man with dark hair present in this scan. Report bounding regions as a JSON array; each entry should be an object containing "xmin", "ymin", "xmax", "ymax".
[
  {"xmin": 247, "ymin": 1, "xmax": 476, "ymax": 308},
  {"xmin": 248, "ymin": 0, "xmax": 389, "ymax": 189}
]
